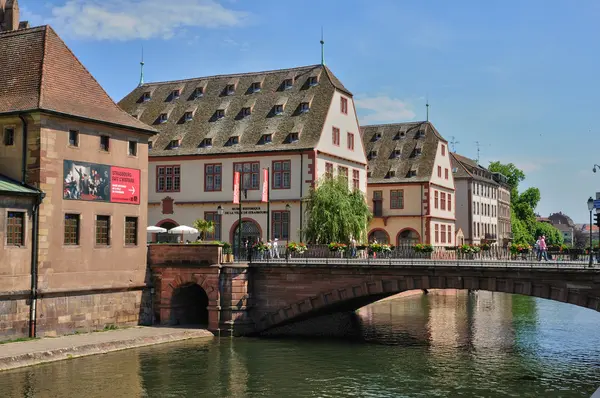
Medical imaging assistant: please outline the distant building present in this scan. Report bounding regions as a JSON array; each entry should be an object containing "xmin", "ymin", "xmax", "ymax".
[
  {"xmin": 546, "ymin": 212, "xmax": 575, "ymax": 244},
  {"xmin": 451, "ymin": 153, "xmax": 510, "ymax": 246},
  {"xmin": 361, "ymin": 122, "xmax": 456, "ymax": 246},
  {"xmin": 0, "ymin": 14, "xmax": 156, "ymax": 340},
  {"xmin": 118, "ymin": 64, "xmax": 366, "ymax": 248}
]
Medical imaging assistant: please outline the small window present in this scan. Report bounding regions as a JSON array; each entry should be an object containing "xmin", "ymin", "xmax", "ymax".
[
  {"xmin": 274, "ymin": 105, "xmax": 284, "ymax": 115},
  {"xmin": 68, "ymin": 130, "xmax": 79, "ymax": 147},
  {"xmin": 300, "ymin": 102, "xmax": 310, "ymax": 113},
  {"xmin": 193, "ymin": 87, "xmax": 204, "ymax": 99},
  {"xmin": 283, "ymin": 79, "xmax": 293, "ymax": 89},
  {"xmin": 184, "ymin": 111, "xmax": 193, "ymax": 122},
  {"xmin": 226, "ymin": 136, "xmax": 239, "ymax": 146},
  {"xmin": 340, "ymin": 97, "xmax": 348, "ymax": 114},
  {"xmin": 171, "ymin": 89, "xmax": 180, "ymax": 100},
  {"xmin": 308, "ymin": 76, "xmax": 318, "ymax": 86},
  {"xmin": 261, "ymin": 134, "xmax": 273, "ymax": 144},
  {"xmin": 394, "ymin": 131, "xmax": 405, "ymax": 140},
  {"xmin": 199, "ymin": 138, "xmax": 213, "ymax": 148},
  {"xmin": 100, "ymin": 135, "xmax": 110, "ymax": 151},
  {"xmin": 414, "ymin": 147, "xmax": 422, "ymax": 156},
  {"xmin": 148, "ymin": 141, "xmax": 153, "ymax": 150},
  {"xmin": 125, "ymin": 217, "xmax": 138, "ymax": 246},
  {"xmin": 6, "ymin": 211, "xmax": 25, "ymax": 246},
  {"xmin": 347, "ymin": 132, "xmax": 354, "ymax": 150},
  {"xmin": 417, "ymin": 130, "xmax": 425, "ymax": 138},
  {"xmin": 167, "ymin": 140, "xmax": 180, "ymax": 149},
  {"xmin": 441, "ymin": 145, "xmax": 446, "ymax": 156},
  {"xmin": 226, "ymin": 84, "xmax": 235, "ymax": 95},
  {"xmin": 64, "ymin": 213, "xmax": 80, "ymax": 245},
  {"xmin": 216, "ymin": 109, "xmax": 225, "ymax": 119},
  {"xmin": 391, "ymin": 149, "xmax": 401, "ymax": 158},
  {"xmin": 372, "ymin": 133, "xmax": 381, "ymax": 142},
  {"xmin": 128, "ymin": 140, "xmax": 137, "ymax": 156},
  {"xmin": 367, "ymin": 171, "xmax": 372, "ymax": 178},
  {"xmin": 242, "ymin": 107, "xmax": 252, "ymax": 117},
  {"xmin": 251, "ymin": 82, "xmax": 261, "ymax": 93},
  {"xmin": 408, "ymin": 170, "xmax": 417, "ymax": 177},
  {"xmin": 95, "ymin": 215, "xmax": 110, "ymax": 246},
  {"xmin": 369, "ymin": 150, "xmax": 378, "ymax": 159},
  {"xmin": 287, "ymin": 132, "xmax": 299, "ymax": 143},
  {"xmin": 159, "ymin": 113, "xmax": 168, "ymax": 123},
  {"xmin": 3, "ymin": 127, "xmax": 14, "ymax": 146},
  {"xmin": 386, "ymin": 170, "xmax": 396, "ymax": 178},
  {"xmin": 142, "ymin": 92, "xmax": 151, "ymax": 102}
]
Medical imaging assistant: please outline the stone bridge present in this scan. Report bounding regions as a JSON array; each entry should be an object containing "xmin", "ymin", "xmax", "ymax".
[{"xmin": 148, "ymin": 245, "xmax": 600, "ymax": 336}]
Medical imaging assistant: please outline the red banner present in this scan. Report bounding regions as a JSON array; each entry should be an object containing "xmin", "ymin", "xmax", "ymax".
[
  {"xmin": 261, "ymin": 168, "xmax": 268, "ymax": 202},
  {"xmin": 110, "ymin": 167, "xmax": 140, "ymax": 204},
  {"xmin": 233, "ymin": 171, "xmax": 240, "ymax": 204}
]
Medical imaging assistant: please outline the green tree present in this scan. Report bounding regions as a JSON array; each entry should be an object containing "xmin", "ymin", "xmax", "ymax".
[
  {"xmin": 511, "ymin": 208, "xmax": 533, "ymax": 245},
  {"xmin": 488, "ymin": 161, "xmax": 525, "ymax": 201},
  {"xmin": 518, "ymin": 187, "xmax": 541, "ymax": 210},
  {"xmin": 533, "ymin": 222, "xmax": 564, "ymax": 246},
  {"xmin": 193, "ymin": 219, "xmax": 215, "ymax": 241},
  {"xmin": 304, "ymin": 176, "xmax": 372, "ymax": 244}
]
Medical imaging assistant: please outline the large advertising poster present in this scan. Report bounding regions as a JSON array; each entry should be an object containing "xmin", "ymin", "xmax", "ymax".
[{"xmin": 63, "ymin": 160, "xmax": 140, "ymax": 205}]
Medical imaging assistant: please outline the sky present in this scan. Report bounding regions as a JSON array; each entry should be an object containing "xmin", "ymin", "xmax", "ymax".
[{"xmin": 21, "ymin": 0, "xmax": 600, "ymax": 223}]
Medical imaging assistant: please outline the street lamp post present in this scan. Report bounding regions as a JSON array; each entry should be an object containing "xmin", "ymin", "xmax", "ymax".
[
  {"xmin": 587, "ymin": 197, "xmax": 594, "ymax": 267},
  {"xmin": 285, "ymin": 203, "xmax": 291, "ymax": 257},
  {"xmin": 593, "ymin": 164, "xmax": 600, "ymax": 173}
]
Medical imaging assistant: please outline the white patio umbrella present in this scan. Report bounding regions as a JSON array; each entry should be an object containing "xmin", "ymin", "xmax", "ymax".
[
  {"xmin": 168, "ymin": 225, "xmax": 199, "ymax": 242},
  {"xmin": 147, "ymin": 226, "xmax": 167, "ymax": 233}
]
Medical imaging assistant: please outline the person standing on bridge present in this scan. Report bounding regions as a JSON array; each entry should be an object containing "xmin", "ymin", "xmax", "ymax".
[{"xmin": 537, "ymin": 235, "xmax": 548, "ymax": 261}]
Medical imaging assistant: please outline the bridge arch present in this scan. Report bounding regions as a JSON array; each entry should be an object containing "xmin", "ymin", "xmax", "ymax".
[
  {"xmin": 170, "ymin": 283, "xmax": 209, "ymax": 326},
  {"xmin": 254, "ymin": 274, "xmax": 600, "ymax": 333}
]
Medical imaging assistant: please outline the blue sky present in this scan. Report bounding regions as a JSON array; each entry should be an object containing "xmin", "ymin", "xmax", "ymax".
[{"xmin": 22, "ymin": 0, "xmax": 600, "ymax": 223}]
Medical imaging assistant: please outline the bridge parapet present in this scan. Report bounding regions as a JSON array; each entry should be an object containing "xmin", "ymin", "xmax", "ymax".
[{"xmin": 148, "ymin": 243, "xmax": 222, "ymax": 267}]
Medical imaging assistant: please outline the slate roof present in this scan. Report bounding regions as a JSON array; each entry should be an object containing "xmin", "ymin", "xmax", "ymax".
[
  {"xmin": 0, "ymin": 173, "xmax": 39, "ymax": 195},
  {"xmin": 450, "ymin": 152, "xmax": 499, "ymax": 185},
  {"xmin": 360, "ymin": 121, "xmax": 447, "ymax": 183},
  {"xmin": 0, "ymin": 25, "xmax": 155, "ymax": 134},
  {"xmin": 118, "ymin": 64, "xmax": 350, "ymax": 157}
]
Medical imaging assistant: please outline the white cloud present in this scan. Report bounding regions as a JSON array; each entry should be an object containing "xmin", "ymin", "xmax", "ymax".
[
  {"xmin": 355, "ymin": 95, "xmax": 416, "ymax": 124},
  {"xmin": 41, "ymin": 0, "xmax": 248, "ymax": 41}
]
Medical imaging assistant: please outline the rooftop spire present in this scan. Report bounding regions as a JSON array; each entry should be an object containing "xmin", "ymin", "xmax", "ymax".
[
  {"xmin": 138, "ymin": 45, "xmax": 145, "ymax": 87},
  {"xmin": 320, "ymin": 27, "xmax": 325, "ymax": 66},
  {"xmin": 425, "ymin": 94, "xmax": 430, "ymax": 122}
]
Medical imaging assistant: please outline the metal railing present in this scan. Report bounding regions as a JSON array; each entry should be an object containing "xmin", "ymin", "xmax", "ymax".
[{"xmin": 236, "ymin": 244, "xmax": 600, "ymax": 268}]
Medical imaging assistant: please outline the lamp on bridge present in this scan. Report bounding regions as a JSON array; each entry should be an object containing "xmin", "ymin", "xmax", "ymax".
[
  {"xmin": 285, "ymin": 203, "xmax": 291, "ymax": 255},
  {"xmin": 588, "ymin": 197, "xmax": 594, "ymax": 267},
  {"xmin": 593, "ymin": 164, "xmax": 600, "ymax": 173}
]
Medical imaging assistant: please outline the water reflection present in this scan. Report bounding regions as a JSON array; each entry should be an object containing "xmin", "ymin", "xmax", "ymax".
[{"xmin": 1, "ymin": 291, "xmax": 599, "ymax": 398}]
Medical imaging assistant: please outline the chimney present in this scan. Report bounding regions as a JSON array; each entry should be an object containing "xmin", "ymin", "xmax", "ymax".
[{"xmin": 1, "ymin": 0, "xmax": 25, "ymax": 32}]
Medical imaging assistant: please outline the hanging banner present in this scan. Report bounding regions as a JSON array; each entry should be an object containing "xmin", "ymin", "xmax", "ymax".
[
  {"xmin": 261, "ymin": 168, "xmax": 269, "ymax": 203},
  {"xmin": 233, "ymin": 171, "xmax": 240, "ymax": 204}
]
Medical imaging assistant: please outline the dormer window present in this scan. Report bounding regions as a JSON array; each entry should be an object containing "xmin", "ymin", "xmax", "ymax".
[
  {"xmin": 142, "ymin": 92, "xmax": 151, "ymax": 102},
  {"xmin": 452, "ymin": 167, "xmax": 458, "ymax": 173},
  {"xmin": 216, "ymin": 109, "xmax": 225, "ymax": 119},
  {"xmin": 287, "ymin": 132, "xmax": 299, "ymax": 143},
  {"xmin": 417, "ymin": 130, "xmax": 425, "ymax": 138},
  {"xmin": 308, "ymin": 76, "xmax": 318, "ymax": 86},
  {"xmin": 274, "ymin": 104, "xmax": 284, "ymax": 115},
  {"xmin": 242, "ymin": 107, "xmax": 252, "ymax": 117},
  {"xmin": 283, "ymin": 79, "xmax": 293, "ymax": 90},
  {"xmin": 251, "ymin": 82, "xmax": 261, "ymax": 93},
  {"xmin": 226, "ymin": 84, "xmax": 235, "ymax": 95},
  {"xmin": 369, "ymin": 150, "xmax": 378, "ymax": 159},
  {"xmin": 167, "ymin": 139, "xmax": 180, "ymax": 149},
  {"xmin": 184, "ymin": 111, "xmax": 193, "ymax": 122},
  {"xmin": 159, "ymin": 113, "xmax": 168, "ymax": 123},
  {"xmin": 367, "ymin": 171, "xmax": 372, "ymax": 178},
  {"xmin": 132, "ymin": 114, "xmax": 138, "ymax": 119},
  {"xmin": 300, "ymin": 102, "xmax": 310, "ymax": 113},
  {"xmin": 372, "ymin": 133, "xmax": 382, "ymax": 142},
  {"xmin": 261, "ymin": 134, "xmax": 273, "ymax": 144},
  {"xmin": 148, "ymin": 141, "xmax": 153, "ymax": 150},
  {"xmin": 394, "ymin": 131, "xmax": 405, "ymax": 140},
  {"xmin": 391, "ymin": 149, "xmax": 401, "ymax": 158},
  {"xmin": 193, "ymin": 87, "xmax": 204, "ymax": 99},
  {"xmin": 226, "ymin": 136, "xmax": 239, "ymax": 146},
  {"xmin": 414, "ymin": 147, "xmax": 422, "ymax": 156},
  {"xmin": 199, "ymin": 138, "xmax": 213, "ymax": 148},
  {"xmin": 408, "ymin": 170, "xmax": 417, "ymax": 177},
  {"xmin": 386, "ymin": 170, "xmax": 396, "ymax": 178},
  {"xmin": 171, "ymin": 89, "xmax": 180, "ymax": 100}
]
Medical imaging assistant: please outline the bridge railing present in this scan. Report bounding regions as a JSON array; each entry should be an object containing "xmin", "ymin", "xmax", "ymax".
[{"xmin": 241, "ymin": 244, "xmax": 600, "ymax": 267}]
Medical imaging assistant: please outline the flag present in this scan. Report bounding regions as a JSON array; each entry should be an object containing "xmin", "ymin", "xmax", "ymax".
[
  {"xmin": 261, "ymin": 168, "xmax": 269, "ymax": 203},
  {"xmin": 233, "ymin": 171, "xmax": 240, "ymax": 204}
]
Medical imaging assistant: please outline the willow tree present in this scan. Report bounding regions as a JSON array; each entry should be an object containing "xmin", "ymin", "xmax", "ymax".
[{"xmin": 303, "ymin": 176, "xmax": 372, "ymax": 244}]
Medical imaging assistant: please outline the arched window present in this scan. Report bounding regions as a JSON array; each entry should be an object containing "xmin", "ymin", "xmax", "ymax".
[
  {"xmin": 368, "ymin": 230, "xmax": 390, "ymax": 244},
  {"xmin": 397, "ymin": 229, "xmax": 420, "ymax": 246}
]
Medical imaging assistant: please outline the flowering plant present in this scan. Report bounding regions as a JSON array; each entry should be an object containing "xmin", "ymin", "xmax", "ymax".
[
  {"xmin": 287, "ymin": 242, "xmax": 307, "ymax": 254},
  {"xmin": 509, "ymin": 243, "xmax": 530, "ymax": 254},
  {"xmin": 414, "ymin": 243, "xmax": 434, "ymax": 253},
  {"xmin": 328, "ymin": 242, "xmax": 347, "ymax": 252},
  {"xmin": 479, "ymin": 243, "xmax": 491, "ymax": 251},
  {"xmin": 459, "ymin": 244, "xmax": 481, "ymax": 254},
  {"xmin": 253, "ymin": 241, "xmax": 268, "ymax": 252}
]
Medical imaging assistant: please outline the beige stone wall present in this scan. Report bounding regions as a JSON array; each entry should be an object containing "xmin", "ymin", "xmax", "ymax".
[
  {"xmin": 0, "ymin": 115, "xmax": 26, "ymax": 182},
  {"xmin": 36, "ymin": 290, "xmax": 143, "ymax": 337},
  {"xmin": 0, "ymin": 298, "xmax": 29, "ymax": 341}
]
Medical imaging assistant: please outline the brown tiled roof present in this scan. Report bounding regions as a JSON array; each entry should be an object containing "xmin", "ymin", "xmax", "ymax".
[
  {"xmin": 451, "ymin": 152, "xmax": 499, "ymax": 185},
  {"xmin": 0, "ymin": 25, "xmax": 155, "ymax": 134},
  {"xmin": 360, "ymin": 121, "xmax": 447, "ymax": 183},
  {"xmin": 117, "ymin": 64, "xmax": 348, "ymax": 156}
]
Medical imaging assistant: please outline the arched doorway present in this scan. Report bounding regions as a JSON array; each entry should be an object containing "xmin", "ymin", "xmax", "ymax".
[
  {"xmin": 397, "ymin": 229, "xmax": 420, "ymax": 246},
  {"xmin": 170, "ymin": 283, "xmax": 209, "ymax": 326},
  {"xmin": 157, "ymin": 221, "xmax": 178, "ymax": 243},
  {"xmin": 368, "ymin": 229, "xmax": 390, "ymax": 244},
  {"xmin": 231, "ymin": 219, "xmax": 261, "ymax": 252}
]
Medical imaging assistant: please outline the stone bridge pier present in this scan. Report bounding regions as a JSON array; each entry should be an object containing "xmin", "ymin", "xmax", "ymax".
[{"xmin": 147, "ymin": 245, "xmax": 600, "ymax": 336}]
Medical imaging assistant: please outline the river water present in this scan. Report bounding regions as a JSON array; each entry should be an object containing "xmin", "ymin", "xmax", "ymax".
[{"xmin": 1, "ymin": 291, "xmax": 600, "ymax": 398}]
